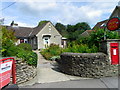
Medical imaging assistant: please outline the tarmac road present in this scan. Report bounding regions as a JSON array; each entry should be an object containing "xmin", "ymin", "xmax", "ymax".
[{"xmin": 19, "ymin": 77, "xmax": 119, "ymax": 89}]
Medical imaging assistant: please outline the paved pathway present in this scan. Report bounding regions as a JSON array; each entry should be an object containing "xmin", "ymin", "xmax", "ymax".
[
  {"xmin": 36, "ymin": 50, "xmax": 90, "ymax": 83},
  {"xmin": 19, "ymin": 50, "xmax": 119, "ymax": 89},
  {"xmin": 19, "ymin": 50, "xmax": 89, "ymax": 86}
]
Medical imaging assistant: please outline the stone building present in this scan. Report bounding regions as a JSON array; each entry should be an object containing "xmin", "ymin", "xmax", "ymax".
[{"xmin": 5, "ymin": 21, "xmax": 67, "ymax": 49}]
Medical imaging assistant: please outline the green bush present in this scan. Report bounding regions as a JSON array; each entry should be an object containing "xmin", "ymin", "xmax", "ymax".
[
  {"xmin": 17, "ymin": 43, "xmax": 32, "ymax": 51},
  {"xmin": 16, "ymin": 43, "xmax": 37, "ymax": 66},
  {"xmin": 63, "ymin": 43, "xmax": 98, "ymax": 53},
  {"xmin": 17, "ymin": 50, "xmax": 37, "ymax": 66},
  {"xmin": 26, "ymin": 52, "xmax": 37, "ymax": 66},
  {"xmin": 16, "ymin": 50, "xmax": 28, "ymax": 60},
  {"xmin": 40, "ymin": 44, "xmax": 63, "ymax": 60},
  {"xmin": 1, "ymin": 27, "xmax": 17, "ymax": 57},
  {"xmin": 1, "ymin": 27, "xmax": 37, "ymax": 66},
  {"xmin": 41, "ymin": 42, "xmax": 98, "ymax": 60}
]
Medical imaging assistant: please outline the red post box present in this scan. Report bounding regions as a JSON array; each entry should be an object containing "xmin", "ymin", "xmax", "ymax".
[
  {"xmin": 110, "ymin": 43, "xmax": 119, "ymax": 65},
  {"xmin": 0, "ymin": 57, "xmax": 17, "ymax": 89}
]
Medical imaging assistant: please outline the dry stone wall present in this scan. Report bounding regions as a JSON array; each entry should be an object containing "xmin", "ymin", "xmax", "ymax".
[
  {"xmin": 15, "ymin": 59, "xmax": 37, "ymax": 84},
  {"xmin": 56, "ymin": 53, "xmax": 118, "ymax": 78}
]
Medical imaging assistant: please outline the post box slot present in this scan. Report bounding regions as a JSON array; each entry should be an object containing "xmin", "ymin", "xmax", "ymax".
[{"xmin": 111, "ymin": 46, "xmax": 117, "ymax": 48}]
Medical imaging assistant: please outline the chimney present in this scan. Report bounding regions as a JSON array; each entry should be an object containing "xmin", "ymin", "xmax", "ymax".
[
  {"xmin": 10, "ymin": 21, "xmax": 18, "ymax": 27},
  {"xmin": 10, "ymin": 21, "xmax": 14, "ymax": 26}
]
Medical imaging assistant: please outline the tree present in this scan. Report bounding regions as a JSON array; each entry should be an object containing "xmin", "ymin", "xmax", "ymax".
[
  {"xmin": 55, "ymin": 23, "xmax": 68, "ymax": 37},
  {"xmin": 38, "ymin": 20, "xmax": 49, "ymax": 26},
  {"xmin": 66, "ymin": 22, "xmax": 91, "ymax": 32},
  {"xmin": 68, "ymin": 30, "xmax": 85, "ymax": 41},
  {"xmin": 74, "ymin": 22, "xmax": 91, "ymax": 31},
  {"xmin": 55, "ymin": 23, "xmax": 66, "ymax": 32},
  {"xmin": 1, "ymin": 27, "xmax": 17, "ymax": 57},
  {"xmin": 66, "ymin": 24, "xmax": 75, "ymax": 32},
  {"xmin": 66, "ymin": 22, "xmax": 91, "ymax": 41}
]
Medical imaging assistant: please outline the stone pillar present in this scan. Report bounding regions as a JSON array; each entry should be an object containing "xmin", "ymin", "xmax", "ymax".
[{"xmin": 100, "ymin": 39, "xmax": 120, "ymax": 64}]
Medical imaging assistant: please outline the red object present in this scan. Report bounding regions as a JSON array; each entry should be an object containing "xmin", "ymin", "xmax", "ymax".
[
  {"xmin": 0, "ymin": 57, "xmax": 16, "ymax": 89},
  {"xmin": 12, "ymin": 59, "xmax": 16, "ymax": 84},
  {"xmin": 110, "ymin": 43, "xmax": 119, "ymax": 65},
  {"xmin": 20, "ymin": 39, "xmax": 24, "ymax": 43},
  {"xmin": 107, "ymin": 17, "xmax": 120, "ymax": 31}
]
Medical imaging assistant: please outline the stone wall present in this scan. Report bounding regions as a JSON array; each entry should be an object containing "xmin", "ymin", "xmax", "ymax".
[
  {"xmin": 15, "ymin": 59, "xmax": 37, "ymax": 84},
  {"xmin": 56, "ymin": 53, "xmax": 118, "ymax": 78}
]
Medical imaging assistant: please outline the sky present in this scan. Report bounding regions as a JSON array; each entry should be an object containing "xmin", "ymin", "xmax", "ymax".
[{"xmin": 0, "ymin": 0, "xmax": 119, "ymax": 28}]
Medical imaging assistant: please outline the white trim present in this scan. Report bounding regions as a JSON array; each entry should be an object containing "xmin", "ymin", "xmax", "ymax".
[{"xmin": 42, "ymin": 34, "xmax": 51, "ymax": 37}]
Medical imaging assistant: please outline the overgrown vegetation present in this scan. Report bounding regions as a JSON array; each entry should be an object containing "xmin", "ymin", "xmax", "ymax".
[
  {"xmin": 2, "ymin": 27, "xmax": 17, "ymax": 57},
  {"xmin": 63, "ymin": 42, "xmax": 98, "ymax": 53},
  {"xmin": 41, "ymin": 28, "xmax": 120, "ymax": 60},
  {"xmin": 17, "ymin": 43, "xmax": 32, "ymax": 51},
  {"xmin": 1, "ymin": 27, "xmax": 37, "ymax": 66},
  {"xmin": 41, "ymin": 43, "xmax": 98, "ymax": 60},
  {"xmin": 77, "ymin": 28, "xmax": 120, "ymax": 48},
  {"xmin": 41, "ymin": 44, "xmax": 63, "ymax": 60}
]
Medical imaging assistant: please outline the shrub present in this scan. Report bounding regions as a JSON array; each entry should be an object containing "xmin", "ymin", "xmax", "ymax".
[
  {"xmin": 26, "ymin": 52, "xmax": 37, "ymax": 66},
  {"xmin": 16, "ymin": 44, "xmax": 37, "ymax": 66},
  {"xmin": 63, "ymin": 43, "xmax": 98, "ymax": 53},
  {"xmin": 17, "ymin": 43, "xmax": 32, "ymax": 51},
  {"xmin": 1, "ymin": 27, "xmax": 17, "ymax": 57},
  {"xmin": 40, "ymin": 44, "xmax": 63, "ymax": 60},
  {"xmin": 17, "ymin": 50, "xmax": 37, "ymax": 66},
  {"xmin": 16, "ymin": 50, "xmax": 28, "ymax": 61},
  {"xmin": 42, "ymin": 52, "xmax": 52, "ymax": 60},
  {"xmin": 41, "ymin": 43, "xmax": 98, "ymax": 60}
]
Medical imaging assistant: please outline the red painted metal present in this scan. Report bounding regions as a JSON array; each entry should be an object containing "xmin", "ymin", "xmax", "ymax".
[
  {"xmin": 107, "ymin": 17, "xmax": 120, "ymax": 31},
  {"xmin": 12, "ymin": 59, "xmax": 16, "ymax": 84},
  {"xmin": 110, "ymin": 43, "xmax": 119, "ymax": 65},
  {"xmin": 0, "ymin": 57, "xmax": 16, "ymax": 89}
]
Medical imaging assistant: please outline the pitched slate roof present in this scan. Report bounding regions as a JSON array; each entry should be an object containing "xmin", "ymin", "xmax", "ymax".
[
  {"xmin": 6, "ymin": 22, "xmax": 49, "ymax": 38},
  {"xmin": 92, "ymin": 5, "xmax": 120, "ymax": 36},
  {"xmin": 110, "ymin": 6, "xmax": 120, "ymax": 18},
  {"xmin": 92, "ymin": 19, "xmax": 120, "ymax": 35},
  {"xmin": 31, "ymin": 22, "xmax": 48, "ymax": 36},
  {"xmin": 93, "ymin": 6, "xmax": 120, "ymax": 30},
  {"xmin": 80, "ymin": 30, "xmax": 95, "ymax": 37},
  {"xmin": 6, "ymin": 26, "xmax": 33, "ymax": 38},
  {"xmin": 92, "ymin": 20, "xmax": 108, "ymax": 30}
]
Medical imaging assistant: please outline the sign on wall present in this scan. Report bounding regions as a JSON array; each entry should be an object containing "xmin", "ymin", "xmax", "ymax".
[{"xmin": 107, "ymin": 17, "xmax": 120, "ymax": 31}]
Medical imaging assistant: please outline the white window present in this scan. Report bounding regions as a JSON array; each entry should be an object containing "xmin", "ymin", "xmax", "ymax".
[
  {"xmin": 43, "ymin": 37, "xmax": 50, "ymax": 46},
  {"xmin": 24, "ymin": 39, "xmax": 28, "ymax": 43}
]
